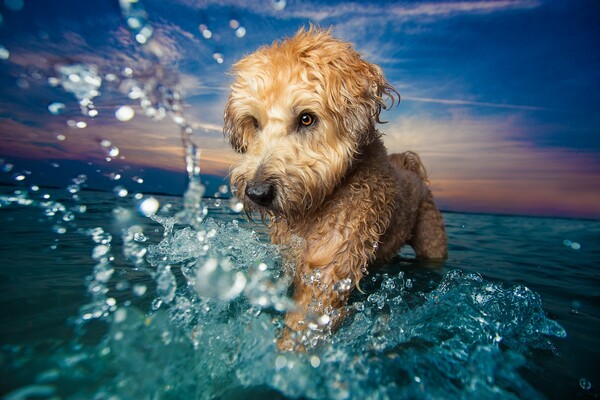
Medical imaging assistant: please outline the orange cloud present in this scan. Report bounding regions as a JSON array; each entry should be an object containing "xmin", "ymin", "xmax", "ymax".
[{"xmin": 383, "ymin": 111, "xmax": 600, "ymax": 219}]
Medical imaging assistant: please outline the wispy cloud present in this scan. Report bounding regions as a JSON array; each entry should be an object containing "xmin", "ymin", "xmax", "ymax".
[
  {"xmin": 382, "ymin": 111, "xmax": 600, "ymax": 218},
  {"xmin": 401, "ymin": 96, "xmax": 550, "ymax": 111}
]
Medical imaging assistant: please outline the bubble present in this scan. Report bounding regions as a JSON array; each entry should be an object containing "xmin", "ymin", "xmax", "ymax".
[
  {"xmin": 229, "ymin": 19, "xmax": 240, "ymax": 29},
  {"xmin": 13, "ymin": 174, "xmax": 25, "ymax": 181},
  {"xmin": 56, "ymin": 134, "xmax": 66, "ymax": 141},
  {"xmin": 0, "ymin": 45, "xmax": 10, "ymax": 60},
  {"xmin": 230, "ymin": 199, "xmax": 244, "ymax": 213},
  {"xmin": 122, "ymin": 67, "xmax": 133, "ymax": 78},
  {"xmin": 132, "ymin": 176, "xmax": 143, "ymax": 184},
  {"xmin": 115, "ymin": 105, "xmax": 135, "ymax": 121},
  {"xmin": 139, "ymin": 196, "xmax": 159, "ymax": 216},
  {"xmin": 571, "ymin": 242, "xmax": 581, "ymax": 250},
  {"xmin": 88, "ymin": 109, "xmax": 98, "ymax": 117}
]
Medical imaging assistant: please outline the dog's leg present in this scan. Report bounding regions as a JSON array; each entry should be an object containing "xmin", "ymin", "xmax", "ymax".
[
  {"xmin": 277, "ymin": 233, "xmax": 360, "ymax": 351},
  {"xmin": 410, "ymin": 192, "xmax": 448, "ymax": 259},
  {"xmin": 278, "ymin": 262, "xmax": 351, "ymax": 351}
]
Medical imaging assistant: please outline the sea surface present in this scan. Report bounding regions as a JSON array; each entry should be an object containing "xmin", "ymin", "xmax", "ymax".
[{"xmin": 0, "ymin": 185, "xmax": 598, "ymax": 399}]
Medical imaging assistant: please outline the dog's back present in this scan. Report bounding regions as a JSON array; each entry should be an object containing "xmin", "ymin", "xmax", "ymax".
[{"xmin": 388, "ymin": 151, "xmax": 428, "ymax": 182}]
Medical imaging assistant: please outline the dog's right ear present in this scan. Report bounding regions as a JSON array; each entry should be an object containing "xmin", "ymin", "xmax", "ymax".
[{"xmin": 223, "ymin": 95, "xmax": 247, "ymax": 153}]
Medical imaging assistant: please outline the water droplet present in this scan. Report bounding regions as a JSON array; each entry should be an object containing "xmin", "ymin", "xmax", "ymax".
[
  {"xmin": 92, "ymin": 244, "xmax": 110, "ymax": 260},
  {"xmin": 133, "ymin": 232, "xmax": 147, "ymax": 242},
  {"xmin": 132, "ymin": 176, "xmax": 143, "ymax": 184},
  {"xmin": 272, "ymin": 0, "xmax": 286, "ymax": 11},
  {"xmin": 46, "ymin": 102, "xmax": 66, "ymax": 116},
  {"xmin": 52, "ymin": 225, "xmax": 67, "ymax": 234},
  {"xmin": 139, "ymin": 196, "xmax": 159, "ymax": 216},
  {"xmin": 235, "ymin": 27, "xmax": 246, "ymax": 38},
  {"xmin": 113, "ymin": 186, "xmax": 128, "ymax": 197},
  {"xmin": 157, "ymin": 265, "xmax": 177, "ymax": 303},
  {"xmin": 194, "ymin": 258, "xmax": 247, "ymax": 301},
  {"xmin": 310, "ymin": 355, "xmax": 321, "ymax": 368},
  {"xmin": 133, "ymin": 284, "xmax": 147, "ymax": 296},
  {"xmin": 94, "ymin": 261, "xmax": 114, "ymax": 283},
  {"xmin": 116, "ymin": 105, "xmax": 135, "ymax": 121},
  {"xmin": 212, "ymin": 52, "xmax": 224, "ymax": 64},
  {"xmin": 56, "ymin": 134, "xmax": 66, "ymax": 141},
  {"xmin": 579, "ymin": 378, "xmax": 592, "ymax": 390},
  {"xmin": 108, "ymin": 146, "xmax": 120, "ymax": 157},
  {"xmin": 199, "ymin": 24, "xmax": 212, "ymax": 39},
  {"xmin": 275, "ymin": 355, "xmax": 287, "ymax": 370},
  {"xmin": 0, "ymin": 45, "xmax": 9, "ymax": 60},
  {"xmin": 571, "ymin": 242, "xmax": 581, "ymax": 250}
]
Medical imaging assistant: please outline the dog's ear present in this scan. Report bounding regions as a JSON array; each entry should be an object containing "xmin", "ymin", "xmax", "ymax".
[
  {"xmin": 223, "ymin": 95, "xmax": 247, "ymax": 153},
  {"xmin": 340, "ymin": 59, "xmax": 400, "ymax": 146},
  {"xmin": 314, "ymin": 33, "xmax": 399, "ymax": 147}
]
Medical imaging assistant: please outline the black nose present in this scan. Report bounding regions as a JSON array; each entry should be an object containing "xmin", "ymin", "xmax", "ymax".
[{"xmin": 245, "ymin": 181, "xmax": 275, "ymax": 207}]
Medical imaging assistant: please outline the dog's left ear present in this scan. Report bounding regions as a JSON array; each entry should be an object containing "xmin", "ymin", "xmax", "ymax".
[{"xmin": 331, "ymin": 51, "xmax": 400, "ymax": 147}]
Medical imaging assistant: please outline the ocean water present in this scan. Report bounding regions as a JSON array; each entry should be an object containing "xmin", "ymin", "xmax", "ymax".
[{"xmin": 0, "ymin": 185, "xmax": 598, "ymax": 400}]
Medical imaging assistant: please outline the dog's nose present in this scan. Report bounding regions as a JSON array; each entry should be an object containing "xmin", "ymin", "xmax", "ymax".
[{"xmin": 245, "ymin": 181, "xmax": 275, "ymax": 207}]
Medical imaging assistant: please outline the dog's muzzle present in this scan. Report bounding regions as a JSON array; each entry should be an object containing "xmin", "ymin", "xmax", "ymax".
[{"xmin": 245, "ymin": 181, "xmax": 276, "ymax": 208}]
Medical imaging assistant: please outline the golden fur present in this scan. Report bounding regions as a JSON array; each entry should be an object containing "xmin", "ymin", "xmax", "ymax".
[{"xmin": 224, "ymin": 27, "xmax": 447, "ymax": 351}]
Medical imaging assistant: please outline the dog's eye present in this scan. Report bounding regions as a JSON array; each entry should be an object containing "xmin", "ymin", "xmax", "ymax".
[
  {"xmin": 299, "ymin": 113, "xmax": 315, "ymax": 127},
  {"xmin": 250, "ymin": 117, "xmax": 259, "ymax": 129}
]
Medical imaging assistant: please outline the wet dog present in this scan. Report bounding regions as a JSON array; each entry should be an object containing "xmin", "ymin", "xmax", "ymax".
[{"xmin": 224, "ymin": 27, "xmax": 447, "ymax": 350}]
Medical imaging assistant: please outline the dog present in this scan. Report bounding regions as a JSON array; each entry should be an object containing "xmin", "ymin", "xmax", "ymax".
[{"xmin": 224, "ymin": 27, "xmax": 447, "ymax": 351}]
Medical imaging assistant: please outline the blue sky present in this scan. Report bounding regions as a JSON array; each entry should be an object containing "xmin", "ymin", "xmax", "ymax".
[{"xmin": 0, "ymin": 0, "xmax": 599, "ymax": 218}]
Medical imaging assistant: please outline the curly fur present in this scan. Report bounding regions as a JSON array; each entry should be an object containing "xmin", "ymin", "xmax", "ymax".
[{"xmin": 224, "ymin": 27, "xmax": 447, "ymax": 351}]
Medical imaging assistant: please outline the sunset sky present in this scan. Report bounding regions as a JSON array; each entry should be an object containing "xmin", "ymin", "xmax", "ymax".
[{"xmin": 0, "ymin": 0, "xmax": 599, "ymax": 219}]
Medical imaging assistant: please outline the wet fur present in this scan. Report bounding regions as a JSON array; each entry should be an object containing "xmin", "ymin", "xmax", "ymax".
[{"xmin": 224, "ymin": 27, "xmax": 447, "ymax": 350}]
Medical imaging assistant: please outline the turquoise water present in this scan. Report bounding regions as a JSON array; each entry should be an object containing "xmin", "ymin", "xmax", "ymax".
[{"xmin": 1, "ymin": 185, "xmax": 598, "ymax": 399}]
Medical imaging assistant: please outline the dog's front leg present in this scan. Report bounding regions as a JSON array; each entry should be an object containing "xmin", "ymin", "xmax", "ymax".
[{"xmin": 277, "ymin": 242, "xmax": 360, "ymax": 351}]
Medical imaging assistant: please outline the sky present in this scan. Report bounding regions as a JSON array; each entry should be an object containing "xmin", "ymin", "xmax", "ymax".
[{"xmin": 0, "ymin": 0, "xmax": 599, "ymax": 219}]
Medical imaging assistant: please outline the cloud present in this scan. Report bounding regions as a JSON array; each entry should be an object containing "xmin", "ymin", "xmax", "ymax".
[
  {"xmin": 401, "ymin": 96, "xmax": 550, "ymax": 111},
  {"xmin": 382, "ymin": 110, "xmax": 600, "ymax": 218}
]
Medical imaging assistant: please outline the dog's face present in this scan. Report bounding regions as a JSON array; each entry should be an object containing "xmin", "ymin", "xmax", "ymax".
[{"xmin": 224, "ymin": 28, "xmax": 396, "ymax": 220}]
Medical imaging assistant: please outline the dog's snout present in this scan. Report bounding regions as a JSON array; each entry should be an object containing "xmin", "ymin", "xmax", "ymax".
[{"xmin": 245, "ymin": 181, "xmax": 275, "ymax": 207}]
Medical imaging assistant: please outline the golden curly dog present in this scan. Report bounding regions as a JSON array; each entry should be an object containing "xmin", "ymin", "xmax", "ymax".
[{"xmin": 224, "ymin": 27, "xmax": 447, "ymax": 351}]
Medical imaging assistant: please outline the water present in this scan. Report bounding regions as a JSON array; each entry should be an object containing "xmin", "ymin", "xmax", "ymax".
[{"xmin": 0, "ymin": 186, "xmax": 598, "ymax": 399}]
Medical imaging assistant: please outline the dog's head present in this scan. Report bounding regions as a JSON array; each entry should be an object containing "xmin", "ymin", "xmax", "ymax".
[{"xmin": 224, "ymin": 27, "xmax": 398, "ymax": 220}]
